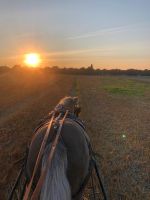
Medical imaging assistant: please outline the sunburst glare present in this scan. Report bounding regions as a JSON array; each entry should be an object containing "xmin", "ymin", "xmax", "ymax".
[{"xmin": 24, "ymin": 53, "xmax": 41, "ymax": 67}]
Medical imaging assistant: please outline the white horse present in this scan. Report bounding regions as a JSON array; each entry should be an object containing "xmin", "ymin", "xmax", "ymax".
[{"xmin": 26, "ymin": 96, "xmax": 91, "ymax": 200}]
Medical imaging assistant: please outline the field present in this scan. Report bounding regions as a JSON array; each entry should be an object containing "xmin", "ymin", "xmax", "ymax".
[{"xmin": 0, "ymin": 69, "xmax": 150, "ymax": 200}]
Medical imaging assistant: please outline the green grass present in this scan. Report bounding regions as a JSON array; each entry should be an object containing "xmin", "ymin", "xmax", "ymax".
[{"xmin": 102, "ymin": 78, "xmax": 150, "ymax": 96}]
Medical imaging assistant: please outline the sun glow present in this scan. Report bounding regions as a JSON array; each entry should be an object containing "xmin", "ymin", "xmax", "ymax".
[{"xmin": 24, "ymin": 53, "xmax": 41, "ymax": 67}]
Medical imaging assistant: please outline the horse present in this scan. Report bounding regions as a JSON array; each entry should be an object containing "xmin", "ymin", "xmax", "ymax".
[{"xmin": 25, "ymin": 96, "xmax": 91, "ymax": 200}]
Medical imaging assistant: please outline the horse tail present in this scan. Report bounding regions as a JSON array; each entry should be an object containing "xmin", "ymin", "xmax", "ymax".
[{"xmin": 40, "ymin": 142, "xmax": 71, "ymax": 200}]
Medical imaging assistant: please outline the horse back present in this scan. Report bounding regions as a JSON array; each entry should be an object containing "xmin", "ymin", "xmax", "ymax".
[{"xmin": 26, "ymin": 118, "xmax": 90, "ymax": 196}]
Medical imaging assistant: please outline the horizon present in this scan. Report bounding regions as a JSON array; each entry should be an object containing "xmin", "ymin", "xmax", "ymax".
[
  {"xmin": 0, "ymin": 0, "xmax": 150, "ymax": 69},
  {"xmin": 1, "ymin": 65, "xmax": 150, "ymax": 71}
]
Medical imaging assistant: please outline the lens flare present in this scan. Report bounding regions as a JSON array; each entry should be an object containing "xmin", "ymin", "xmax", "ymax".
[{"xmin": 122, "ymin": 134, "xmax": 126, "ymax": 138}]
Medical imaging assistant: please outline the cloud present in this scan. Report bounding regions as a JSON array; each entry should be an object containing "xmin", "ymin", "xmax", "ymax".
[
  {"xmin": 67, "ymin": 25, "xmax": 130, "ymax": 40},
  {"xmin": 44, "ymin": 47, "xmax": 117, "ymax": 57}
]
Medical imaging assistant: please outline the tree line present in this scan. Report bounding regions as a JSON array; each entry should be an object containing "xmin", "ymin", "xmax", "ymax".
[{"xmin": 0, "ymin": 65, "xmax": 150, "ymax": 76}]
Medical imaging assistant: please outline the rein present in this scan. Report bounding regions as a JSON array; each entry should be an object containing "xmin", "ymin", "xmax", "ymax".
[
  {"xmin": 23, "ymin": 110, "xmax": 68, "ymax": 200},
  {"xmin": 31, "ymin": 110, "xmax": 68, "ymax": 199}
]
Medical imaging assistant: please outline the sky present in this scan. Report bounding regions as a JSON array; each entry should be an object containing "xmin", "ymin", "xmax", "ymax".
[{"xmin": 0, "ymin": 0, "xmax": 150, "ymax": 69}]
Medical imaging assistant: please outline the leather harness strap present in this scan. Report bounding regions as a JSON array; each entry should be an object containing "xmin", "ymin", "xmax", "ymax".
[
  {"xmin": 31, "ymin": 110, "xmax": 69, "ymax": 200},
  {"xmin": 23, "ymin": 113, "xmax": 55, "ymax": 200}
]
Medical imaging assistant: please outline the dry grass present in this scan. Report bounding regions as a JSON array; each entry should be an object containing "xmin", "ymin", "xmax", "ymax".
[
  {"xmin": 0, "ymin": 71, "xmax": 149, "ymax": 199},
  {"xmin": 78, "ymin": 76, "xmax": 150, "ymax": 200}
]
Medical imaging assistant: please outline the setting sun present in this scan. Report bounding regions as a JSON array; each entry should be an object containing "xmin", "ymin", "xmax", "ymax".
[{"xmin": 24, "ymin": 53, "xmax": 41, "ymax": 67}]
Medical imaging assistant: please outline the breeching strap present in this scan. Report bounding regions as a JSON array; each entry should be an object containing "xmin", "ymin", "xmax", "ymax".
[
  {"xmin": 23, "ymin": 113, "xmax": 55, "ymax": 200},
  {"xmin": 31, "ymin": 110, "xmax": 69, "ymax": 200}
]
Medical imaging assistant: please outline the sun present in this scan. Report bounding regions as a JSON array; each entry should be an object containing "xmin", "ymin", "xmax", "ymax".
[{"xmin": 24, "ymin": 53, "xmax": 41, "ymax": 67}]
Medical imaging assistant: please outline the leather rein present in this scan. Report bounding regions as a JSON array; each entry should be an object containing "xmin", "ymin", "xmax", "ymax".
[{"xmin": 23, "ymin": 110, "xmax": 69, "ymax": 200}]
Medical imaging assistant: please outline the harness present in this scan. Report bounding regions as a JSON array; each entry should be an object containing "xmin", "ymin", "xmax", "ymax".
[
  {"xmin": 32, "ymin": 110, "xmax": 91, "ymax": 199},
  {"xmin": 8, "ymin": 110, "xmax": 109, "ymax": 200}
]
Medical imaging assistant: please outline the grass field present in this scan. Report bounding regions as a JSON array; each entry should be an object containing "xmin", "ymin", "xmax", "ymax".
[{"xmin": 0, "ymin": 70, "xmax": 150, "ymax": 200}]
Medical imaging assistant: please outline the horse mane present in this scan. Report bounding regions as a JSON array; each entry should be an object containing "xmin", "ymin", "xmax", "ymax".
[
  {"xmin": 54, "ymin": 96, "xmax": 79, "ymax": 113},
  {"xmin": 40, "ymin": 142, "xmax": 71, "ymax": 200}
]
